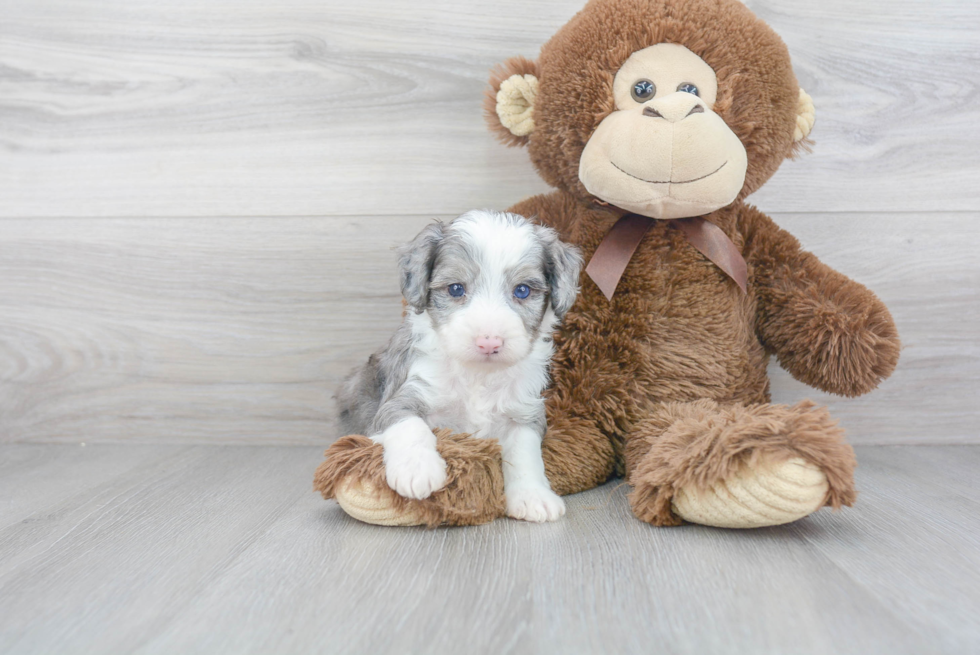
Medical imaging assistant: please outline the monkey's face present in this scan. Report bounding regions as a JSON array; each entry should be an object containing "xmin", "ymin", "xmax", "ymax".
[
  {"xmin": 486, "ymin": 0, "xmax": 815, "ymax": 213},
  {"xmin": 578, "ymin": 44, "xmax": 748, "ymax": 220}
]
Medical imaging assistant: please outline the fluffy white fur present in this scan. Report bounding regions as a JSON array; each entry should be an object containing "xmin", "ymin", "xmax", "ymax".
[{"xmin": 373, "ymin": 211, "xmax": 571, "ymax": 522}]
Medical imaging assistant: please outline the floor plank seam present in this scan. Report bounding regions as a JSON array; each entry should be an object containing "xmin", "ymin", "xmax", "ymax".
[{"xmin": 128, "ymin": 485, "xmax": 313, "ymax": 653}]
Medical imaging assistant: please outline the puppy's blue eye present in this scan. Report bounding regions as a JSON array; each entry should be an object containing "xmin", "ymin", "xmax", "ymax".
[
  {"xmin": 448, "ymin": 283, "xmax": 465, "ymax": 297},
  {"xmin": 513, "ymin": 284, "xmax": 530, "ymax": 299},
  {"xmin": 677, "ymin": 83, "xmax": 699, "ymax": 96}
]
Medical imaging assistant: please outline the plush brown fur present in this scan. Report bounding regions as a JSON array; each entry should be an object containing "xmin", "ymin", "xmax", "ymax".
[
  {"xmin": 315, "ymin": 0, "xmax": 900, "ymax": 527},
  {"xmin": 624, "ymin": 400, "xmax": 856, "ymax": 526},
  {"xmin": 314, "ymin": 429, "xmax": 505, "ymax": 527},
  {"xmin": 505, "ymin": 192, "xmax": 896, "ymax": 525},
  {"xmin": 522, "ymin": 0, "xmax": 805, "ymax": 202}
]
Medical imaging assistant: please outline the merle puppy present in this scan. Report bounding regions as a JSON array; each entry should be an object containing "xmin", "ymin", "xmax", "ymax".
[{"xmin": 337, "ymin": 210, "xmax": 582, "ymax": 522}]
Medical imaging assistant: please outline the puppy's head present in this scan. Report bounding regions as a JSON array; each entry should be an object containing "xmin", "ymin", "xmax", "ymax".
[{"xmin": 398, "ymin": 210, "xmax": 582, "ymax": 367}]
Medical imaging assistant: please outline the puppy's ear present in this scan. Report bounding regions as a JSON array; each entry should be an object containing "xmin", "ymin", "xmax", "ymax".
[
  {"xmin": 397, "ymin": 222, "xmax": 444, "ymax": 314},
  {"xmin": 535, "ymin": 224, "xmax": 582, "ymax": 319}
]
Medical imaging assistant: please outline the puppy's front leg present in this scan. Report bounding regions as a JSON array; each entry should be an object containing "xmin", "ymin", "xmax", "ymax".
[
  {"xmin": 375, "ymin": 416, "xmax": 448, "ymax": 500},
  {"xmin": 501, "ymin": 423, "xmax": 565, "ymax": 522}
]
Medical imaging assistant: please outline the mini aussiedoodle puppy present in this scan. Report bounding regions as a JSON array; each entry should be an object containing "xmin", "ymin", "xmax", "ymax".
[{"xmin": 336, "ymin": 210, "xmax": 582, "ymax": 522}]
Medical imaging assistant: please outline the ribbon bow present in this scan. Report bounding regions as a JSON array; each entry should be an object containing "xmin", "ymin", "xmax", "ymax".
[{"xmin": 585, "ymin": 214, "xmax": 748, "ymax": 301}]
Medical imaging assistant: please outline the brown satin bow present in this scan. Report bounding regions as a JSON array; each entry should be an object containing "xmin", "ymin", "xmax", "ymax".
[{"xmin": 585, "ymin": 214, "xmax": 748, "ymax": 301}]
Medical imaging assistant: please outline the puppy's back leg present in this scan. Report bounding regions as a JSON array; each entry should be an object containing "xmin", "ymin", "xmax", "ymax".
[{"xmin": 336, "ymin": 354, "xmax": 383, "ymax": 437}]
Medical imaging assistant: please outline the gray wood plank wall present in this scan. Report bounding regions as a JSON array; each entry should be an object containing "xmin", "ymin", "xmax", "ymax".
[{"xmin": 1, "ymin": 0, "xmax": 978, "ymax": 445}]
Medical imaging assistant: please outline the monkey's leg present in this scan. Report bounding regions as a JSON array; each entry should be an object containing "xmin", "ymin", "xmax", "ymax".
[
  {"xmin": 314, "ymin": 429, "xmax": 505, "ymax": 527},
  {"xmin": 624, "ymin": 399, "xmax": 856, "ymax": 528},
  {"xmin": 541, "ymin": 414, "xmax": 617, "ymax": 496},
  {"xmin": 315, "ymin": 413, "xmax": 615, "ymax": 526}
]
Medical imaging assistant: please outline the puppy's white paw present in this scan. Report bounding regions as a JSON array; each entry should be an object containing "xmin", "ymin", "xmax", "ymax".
[
  {"xmin": 384, "ymin": 447, "xmax": 448, "ymax": 500},
  {"xmin": 506, "ymin": 485, "xmax": 566, "ymax": 523}
]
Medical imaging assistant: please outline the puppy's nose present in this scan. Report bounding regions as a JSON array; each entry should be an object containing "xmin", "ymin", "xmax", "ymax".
[{"xmin": 476, "ymin": 336, "xmax": 504, "ymax": 355}]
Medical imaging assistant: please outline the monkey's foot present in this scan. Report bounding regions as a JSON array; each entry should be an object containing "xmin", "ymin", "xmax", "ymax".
[
  {"xmin": 313, "ymin": 431, "xmax": 506, "ymax": 527},
  {"xmin": 671, "ymin": 455, "xmax": 828, "ymax": 528},
  {"xmin": 627, "ymin": 400, "xmax": 856, "ymax": 528},
  {"xmin": 334, "ymin": 478, "xmax": 425, "ymax": 526}
]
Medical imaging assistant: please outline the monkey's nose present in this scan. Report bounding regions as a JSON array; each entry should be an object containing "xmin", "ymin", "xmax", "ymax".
[{"xmin": 642, "ymin": 94, "xmax": 706, "ymax": 123}]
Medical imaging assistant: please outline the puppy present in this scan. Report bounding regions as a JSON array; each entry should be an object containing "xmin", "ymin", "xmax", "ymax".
[{"xmin": 336, "ymin": 210, "xmax": 582, "ymax": 522}]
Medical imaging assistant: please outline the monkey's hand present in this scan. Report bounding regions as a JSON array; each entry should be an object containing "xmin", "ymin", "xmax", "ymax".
[{"xmin": 746, "ymin": 208, "xmax": 900, "ymax": 397}]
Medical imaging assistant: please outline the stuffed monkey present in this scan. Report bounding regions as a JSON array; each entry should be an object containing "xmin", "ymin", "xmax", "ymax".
[{"xmin": 315, "ymin": 0, "xmax": 900, "ymax": 528}]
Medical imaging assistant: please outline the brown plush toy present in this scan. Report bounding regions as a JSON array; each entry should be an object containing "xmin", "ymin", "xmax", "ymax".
[{"xmin": 314, "ymin": 0, "xmax": 901, "ymax": 529}]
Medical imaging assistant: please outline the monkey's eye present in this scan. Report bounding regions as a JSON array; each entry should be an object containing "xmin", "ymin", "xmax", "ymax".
[
  {"xmin": 513, "ymin": 284, "xmax": 530, "ymax": 299},
  {"xmin": 631, "ymin": 79, "xmax": 656, "ymax": 102},
  {"xmin": 677, "ymin": 83, "xmax": 699, "ymax": 96},
  {"xmin": 448, "ymin": 283, "xmax": 466, "ymax": 297}
]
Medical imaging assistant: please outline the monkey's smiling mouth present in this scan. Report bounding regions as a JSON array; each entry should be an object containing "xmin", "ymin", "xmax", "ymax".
[{"xmin": 612, "ymin": 160, "xmax": 728, "ymax": 185}]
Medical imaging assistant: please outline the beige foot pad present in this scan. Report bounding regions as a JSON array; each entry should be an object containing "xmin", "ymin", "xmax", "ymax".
[
  {"xmin": 672, "ymin": 456, "xmax": 829, "ymax": 528},
  {"xmin": 334, "ymin": 479, "xmax": 424, "ymax": 527}
]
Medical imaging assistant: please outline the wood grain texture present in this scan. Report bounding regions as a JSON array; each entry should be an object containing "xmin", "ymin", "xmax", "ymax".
[
  {"xmin": 0, "ymin": 215, "xmax": 431, "ymax": 444},
  {"xmin": 0, "ymin": 445, "xmax": 313, "ymax": 653},
  {"xmin": 0, "ymin": 443, "xmax": 976, "ymax": 654},
  {"xmin": 791, "ymin": 445, "xmax": 980, "ymax": 654},
  {"xmin": 0, "ymin": 0, "xmax": 978, "ymax": 217},
  {"xmin": 1, "ymin": 212, "xmax": 976, "ymax": 445}
]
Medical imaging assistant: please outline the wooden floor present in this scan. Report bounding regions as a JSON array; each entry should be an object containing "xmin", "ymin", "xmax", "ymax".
[{"xmin": 1, "ymin": 443, "xmax": 977, "ymax": 654}]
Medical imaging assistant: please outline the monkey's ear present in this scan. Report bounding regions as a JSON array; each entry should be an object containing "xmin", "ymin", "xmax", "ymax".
[
  {"xmin": 793, "ymin": 88, "xmax": 816, "ymax": 143},
  {"xmin": 485, "ymin": 56, "xmax": 539, "ymax": 147}
]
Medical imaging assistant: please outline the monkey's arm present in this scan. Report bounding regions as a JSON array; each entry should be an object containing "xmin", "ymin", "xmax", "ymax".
[{"xmin": 742, "ymin": 205, "xmax": 900, "ymax": 397}]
